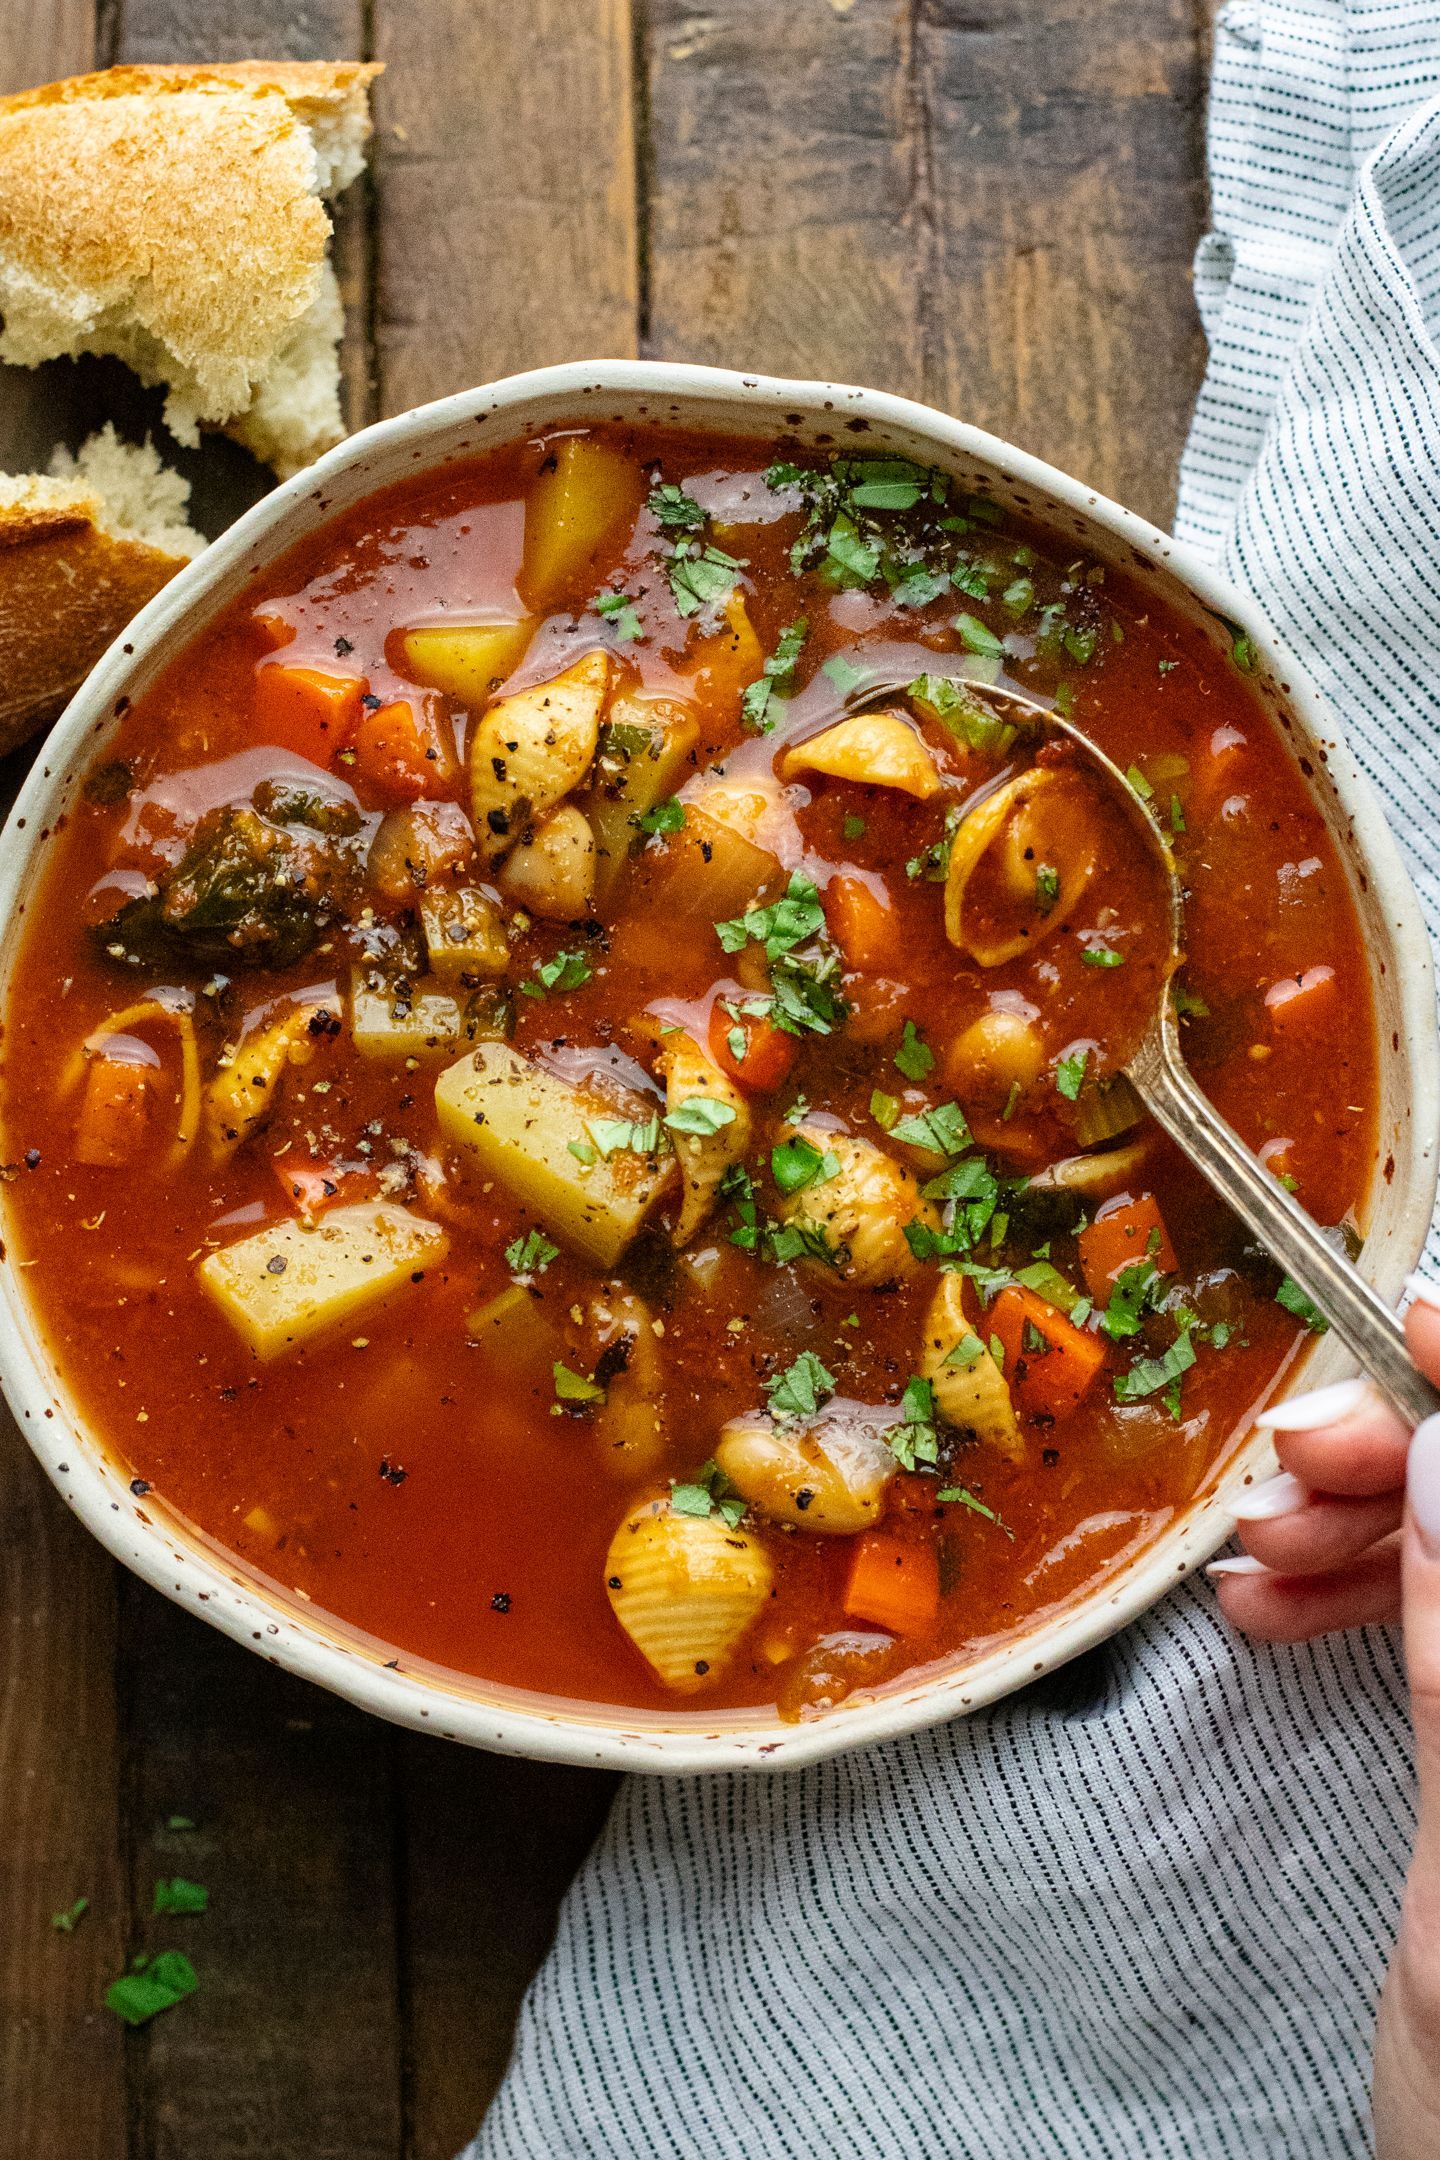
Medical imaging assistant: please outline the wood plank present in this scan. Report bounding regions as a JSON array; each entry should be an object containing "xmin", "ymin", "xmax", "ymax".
[
  {"xmin": 401, "ymin": 1742, "xmax": 617, "ymax": 2159},
  {"xmin": 919, "ymin": 0, "xmax": 1207, "ymax": 525},
  {"xmin": 0, "ymin": 8, "xmax": 129, "ymax": 2153},
  {"xmin": 371, "ymin": 0, "xmax": 638, "ymax": 412},
  {"xmin": 117, "ymin": 1583, "xmax": 405, "ymax": 2160},
  {"xmin": 643, "ymin": 0, "xmax": 927, "ymax": 397}
]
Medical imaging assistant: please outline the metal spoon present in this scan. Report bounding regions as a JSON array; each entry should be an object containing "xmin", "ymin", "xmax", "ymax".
[{"xmin": 813, "ymin": 668, "xmax": 1440, "ymax": 1426}]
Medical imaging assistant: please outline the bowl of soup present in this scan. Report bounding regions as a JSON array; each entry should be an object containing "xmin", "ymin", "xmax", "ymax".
[{"xmin": 0, "ymin": 360, "xmax": 1432, "ymax": 1771}]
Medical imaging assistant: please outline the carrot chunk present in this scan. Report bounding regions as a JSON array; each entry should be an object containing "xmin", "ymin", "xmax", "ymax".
[
  {"xmin": 253, "ymin": 662, "xmax": 364, "ymax": 762},
  {"xmin": 271, "ymin": 1154, "xmax": 378, "ymax": 1220},
  {"xmin": 826, "ymin": 873, "xmax": 906, "ymax": 975},
  {"xmin": 990, "ymin": 1283, "xmax": 1108, "ymax": 1423},
  {"xmin": 353, "ymin": 693, "xmax": 461, "ymax": 805},
  {"xmin": 843, "ymin": 1533, "xmax": 940, "ymax": 1636},
  {"xmin": 74, "ymin": 1055, "xmax": 150, "ymax": 1167},
  {"xmin": 1078, "ymin": 1193, "xmax": 1176, "ymax": 1304},
  {"xmin": 707, "ymin": 1001, "xmax": 797, "ymax": 1094},
  {"xmin": 1264, "ymin": 964, "xmax": 1339, "ymax": 1038}
]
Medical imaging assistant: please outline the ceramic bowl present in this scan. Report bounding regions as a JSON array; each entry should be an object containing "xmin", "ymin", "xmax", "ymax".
[{"xmin": 1, "ymin": 360, "xmax": 1433, "ymax": 1772}]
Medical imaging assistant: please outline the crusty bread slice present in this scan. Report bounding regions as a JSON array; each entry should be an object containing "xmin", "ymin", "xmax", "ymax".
[
  {"xmin": 0, "ymin": 426, "xmax": 204, "ymax": 755},
  {"xmin": 0, "ymin": 61, "xmax": 381, "ymax": 478}
]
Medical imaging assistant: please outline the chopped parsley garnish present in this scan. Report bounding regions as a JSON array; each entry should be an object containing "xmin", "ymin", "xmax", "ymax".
[
  {"xmin": 894, "ymin": 1020, "xmax": 934, "ymax": 1082},
  {"xmin": 886, "ymin": 1376, "xmax": 939, "ymax": 1470},
  {"xmin": 1055, "ymin": 1049, "xmax": 1088, "ymax": 1101},
  {"xmin": 637, "ymin": 796, "xmax": 686, "ymax": 835},
  {"xmin": 648, "ymin": 482, "xmax": 707, "ymax": 531},
  {"xmin": 668, "ymin": 540, "xmax": 745, "ymax": 618},
  {"xmin": 907, "ymin": 674, "xmax": 1015, "ymax": 756},
  {"xmin": 506, "ymin": 1229, "xmax": 559, "ymax": 1278},
  {"xmin": 1113, "ymin": 1325, "xmax": 1196, "ymax": 1405},
  {"xmin": 1035, "ymin": 863, "xmax": 1060, "ymax": 914},
  {"xmin": 1002, "ymin": 576, "xmax": 1034, "ymax": 615},
  {"xmin": 104, "ymin": 1951, "xmax": 199, "ymax": 2028},
  {"xmin": 522, "ymin": 949, "xmax": 593, "ymax": 997},
  {"xmin": 51, "ymin": 1897, "xmax": 89, "ymax": 1933},
  {"xmin": 1276, "ymin": 1276, "xmax": 1330, "ymax": 1333},
  {"xmin": 1082, "ymin": 944, "xmax": 1125, "ymax": 968},
  {"xmin": 771, "ymin": 1133, "xmax": 839, "ymax": 1194},
  {"xmin": 717, "ymin": 874, "xmax": 848, "ymax": 1039},
  {"xmin": 717, "ymin": 871, "xmax": 824, "ymax": 960},
  {"xmin": 890, "ymin": 1100, "xmax": 970, "ymax": 1156},
  {"xmin": 891, "ymin": 566, "xmax": 950, "ymax": 609},
  {"xmin": 1100, "ymin": 1259, "xmax": 1166, "ymax": 1341},
  {"xmin": 937, "ymin": 1485, "xmax": 1012, "ymax": 1535},
  {"xmin": 553, "ymin": 1361, "xmax": 606, "ymax": 1406},
  {"xmin": 727, "ymin": 1022, "xmax": 747, "ymax": 1062},
  {"xmin": 1170, "ymin": 794, "xmax": 1186, "ymax": 834},
  {"xmin": 741, "ymin": 618, "xmax": 808, "ymax": 730},
  {"xmin": 594, "ymin": 590, "xmax": 643, "ymax": 641},
  {"xmin": 906, "ymin": 804, "xmax": 963, "ymax": 883},
  {"xmin": 665, "ymin": 1096, "xmax": 738, "ymax": 1138},
  {"xmin": 954, "ymin": 611, "xmax": 1004, "ymax": 657},
  {"xmin": 153, "ymin": 1878, "xmax": 209, "ymax": 1916},
  {"xmin": 943, "ymin": 1332, "xmax": 986, "ymax": 1368},
  {"xmin": 842, "ymin": 814, "xmax": 867, "ymax": 841},
  {"xmin": 1125, "ymin": 763, "xmax": 1155, "ymax": 800},
  {"xmin": 870, "ymin": 1089, "xmax": 900, "ymax": 1130},
  {"xmin": 908, "ymin": 1156, "xmax": 1001, "ymax": 1259},
  {"xmin": 820, "ymin": 652, "xmax": 870, "ymax": 698},
  {"xmin": 720, "ymin": 1161, "xmax": 760, "ymax": 1251},
  {"xmin": 1063, "ymin": 623, "xmax": 1098, "ymax": 666},
  {"xmin": 671, "ymin": 1458, "xmax": 746, "ymax": 1528},
  {"xmin": 766, "ymin": 1218, "xmax": 842, "ymax": 1270},
  {"xmin": 586, "ymin": 1114, "xmax": 663, "ymax": 1158},
  {"xmin": 768, "ymin": 1350, "xmax": 836, "ymax": 1421}
]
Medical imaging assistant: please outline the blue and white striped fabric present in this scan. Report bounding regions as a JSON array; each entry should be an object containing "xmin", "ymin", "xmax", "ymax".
[{"xmin": 472, "ymin": 9, "xmax": 1440, "ymax": 2153}]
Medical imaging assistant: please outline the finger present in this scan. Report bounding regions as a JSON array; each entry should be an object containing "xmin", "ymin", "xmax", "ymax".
[
  {"xmin": 1255, "ymin": 1377, "xmax": 1410, "ymax": 1496},
  {"xmin": 1405, "ymin": 1285, "xmax": 1440, "ymax": 1385},
  {"xmin": 1209, "ymin": 1536, "xmax": 1402, "ymax": 1641},
  {"xmin": 1402, "ymin": 1411, "xmax": 1440, "ymax": 1885},
  {"xmin": 1233, "ymin": 1483, "xmax": 1403, "ymax": 1574}
]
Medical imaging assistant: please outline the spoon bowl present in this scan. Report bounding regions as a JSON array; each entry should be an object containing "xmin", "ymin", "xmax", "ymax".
[{"xmin": 817, "ymin": 667, "xmax": 1440, "ymax": 1427}]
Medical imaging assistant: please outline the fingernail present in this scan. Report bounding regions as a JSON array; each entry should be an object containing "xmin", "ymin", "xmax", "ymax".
[
  {"xmin": 1232, "ymin": 1471, "xmax": 1309, "ymax": 1521},
  {"xmin": 1207, "ymin": 1555, "xmax": 1272, "ymax": 1577},
  {"xmin": 1406, "ymin": 1272, "xmax": 1440, "ymax": 1313},
  {"xmin": 1255, "ymin": 1377, "xmax": 1369, "ymax": 1431},
  {"xmin": 1408, "ymin": 1413, "xmax": 1440, "ymax": 1557}
]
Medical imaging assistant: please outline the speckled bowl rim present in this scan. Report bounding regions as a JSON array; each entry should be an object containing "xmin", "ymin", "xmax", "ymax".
[{"xmin": 0, "ymin": 358, "xmax": 1433, "ymax": 1773}]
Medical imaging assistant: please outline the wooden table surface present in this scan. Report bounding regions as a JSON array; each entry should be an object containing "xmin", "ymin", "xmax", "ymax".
[{"xmin": 0, "ymin": 3, "xmax": 1212, "ymax": 2153}]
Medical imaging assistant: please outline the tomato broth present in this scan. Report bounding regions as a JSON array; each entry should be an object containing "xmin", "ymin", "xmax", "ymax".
[{"xmin": 0, "ymin": 425, "xmax": 1376, "ymax": 1720}]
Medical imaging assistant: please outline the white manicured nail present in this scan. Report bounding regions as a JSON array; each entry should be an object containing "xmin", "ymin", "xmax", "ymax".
[
  {"xmin": 1255, "ymin": 1378, "xmax": 1369, "ymax": 1431},
  {"xmin": 1207, "ymin": 1555, "xmax": 1271, "ymax": 1577},
  {"xmin": 1405, "ymin": 1272, "xmax": 1440, "ymax": 1313},
  {"xmin": 1408, "ymin": 1414, "xmax": 1440, "ymax": 1557},
  {"xmin": 1232, "ymin": 1472, "xmax": 1308, "ymax": 1521}
]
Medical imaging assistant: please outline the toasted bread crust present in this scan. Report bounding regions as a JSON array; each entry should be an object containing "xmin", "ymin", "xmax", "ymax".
[
  {"xmin": 0, "ymin": 459, "xmax": 200, "ymax": 754},
  {"xmin": 0, "ymin": 61, "xmax": 381, "ymax": 466}
]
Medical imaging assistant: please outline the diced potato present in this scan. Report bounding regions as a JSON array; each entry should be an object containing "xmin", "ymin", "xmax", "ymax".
[
  {"xmin": 588, "ymin": 694, "xmax": 700, "ymax": 900},
  {"xmin": 198, "ymin": 1201, "xmax": 448, "ymax": 1361},
  {"xmin": 519, "ymin": 437, "xmax": 647, "ymax": 609},
  {"xmin": 434, "ymin": 1042, "xmax": 676, "ymax": 1268},
  {"xmin": 469, "ymin": 650, "xmax": 611, "ymax": 864},
  {"xmin": 775, "ymin": 1126, "xmax": 937, "ymax": 1285},
  {"xmin": 397, "ymin": 620, "xmax": 534, "ymax": 706},
  {"xmin": 658, "ymin": 1034, "xmax": 750, "ymax": 1245},
  {"xmin": 497, "ymin": 805, "xmax": 597, "ymax": 919},
  {"xmin": 420, "ymin": 887, "xmax": 509, "ymax": 979},
  {"xmin": 205, "ymin": 998, "xmax": 338, "ymax": 1159},
  {"xmin": 689, "ymin": 590, "xmax": 766, "ymax": 709},
  {"xmin": 604, "ymin": 1499, "xmax": 772, "ymax": 1691},
  {"xmin": 351, "ymin": 971, "xmax": 463, "ymax": 1060},
  {"xmin": 715, "ymin": 1404, "xmax": 896, "ymax": 1534},
  {"xmin": 920, "ymin": 1271, "xmax": 1022, "ymax": 1460},
  {"xmin": 781, "ymin": 712, "xmax": 942, "ymax": 800}
]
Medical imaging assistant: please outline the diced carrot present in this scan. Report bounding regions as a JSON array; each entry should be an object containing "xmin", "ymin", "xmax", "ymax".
[
  {"xmin": 1264, "ymin": 964, "xmax": 1339, "ymax": 1039},
  {"xmin": 251, "ymin": 610, "xmax": 297, "ymax": 652},
  {"xmin": 1078, "ymin": 1192, "xmax": 1177, "ymax": 1304},
  {"xmin": 73, "ymin": 1055, "xmax": 151, "ymax": 1168},
  {"xmin": 843, "ymin": 1532, "xmax": 940, "ymax": 1636},
  {"xmin": 826, "ymin": 873, "xmax": 906, "ymax": 975},
  {"xmin": 352, "ymin": 693, "xmax": 461, "ymax": 806},
  {"xmin": 688, "ymin": 589, "xmax": 765, "ymax": 710},
  {"xmin": 990, "ymin": 1283, "xmax": 1108, "ymax": 1423},
  {"xmin": 253, "ymin": 662, "xmax": 365, "ymax": 762},
  {"xmin": 271, "ymin": 1154, "xmax": 378, "ymax": 1220},
  {"xmin": 708, "ymin": 1001, "xmax": 797, "ymax": 1094},
  {"xmin": 1189, "ymin": 722, "xmax": 1249, "ymax": 815}
]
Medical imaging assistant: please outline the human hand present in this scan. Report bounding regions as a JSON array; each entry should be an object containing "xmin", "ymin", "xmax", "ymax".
[{"xmin": 1212, "ymin": 1280, "xmax": 1440, "ymax": 2158}]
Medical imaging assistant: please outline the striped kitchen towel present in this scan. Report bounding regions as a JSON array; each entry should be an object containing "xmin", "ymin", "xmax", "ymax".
[{"xmin": 471, "ymin": 7, "xmax": 1440, "ymax": 2154}]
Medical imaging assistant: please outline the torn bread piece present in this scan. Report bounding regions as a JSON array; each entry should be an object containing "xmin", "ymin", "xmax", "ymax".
[
  {"xmin": 0, "ymin": 60, "xmax": 382, "ymax": 477},
  {"xmin": 0, "ymin": 426, "xmax": 203, "ymax": 754}
]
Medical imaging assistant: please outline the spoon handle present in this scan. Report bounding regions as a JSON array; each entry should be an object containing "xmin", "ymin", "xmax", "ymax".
[{"xmin": 1127, "ymin": 1030, "xmax": 1440, "ymax": 1429}]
